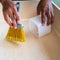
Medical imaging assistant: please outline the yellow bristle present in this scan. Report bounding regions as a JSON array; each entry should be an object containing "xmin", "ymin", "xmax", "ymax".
[{"xmin": 6, "ymin": 26, "xmax": 25, "ymax": 42}]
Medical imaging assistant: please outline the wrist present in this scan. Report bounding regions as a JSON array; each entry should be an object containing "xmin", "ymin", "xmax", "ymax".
[
  {"xmin": 40, "ymin": 0, "xmax": 52, "ymax": 6},
  {"xmin": 1, "ymin": 0, "xmax": 15, "ymax": 11},
  {"xmin": 0, "ymin": 0, "xmax": 5, "ymax": 4},
  {"xmin": 40, "ymin": 0, "xmax": 51, "ymax": 3},
  {"xmin": 0, "ymin": 0, "xmax": 12, "ymax": 5}
]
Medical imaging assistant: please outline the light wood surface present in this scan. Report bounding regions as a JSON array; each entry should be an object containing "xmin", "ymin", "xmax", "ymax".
[{"xmin": 0, "ymin": 19, "xmax": 60, "ymax": 60}]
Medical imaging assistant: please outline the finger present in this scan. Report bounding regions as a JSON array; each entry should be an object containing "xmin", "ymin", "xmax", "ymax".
[
  {"xmin": 13, "ymin": 6, "xmax": 20, "ymax": 22},
  {"xmin": 12, "ymin": 19, "xmax": 17, "ymax": 29},
  {"xmin": 37, "ymin": 8, "xmax": 41, "ymax": 15},
  {"xmin": 46, "ymin": 11, "xmax": 51, "ymax": 25},
  {"xmin": 37, "ymin": 2, "xmax": 41, "ymax": 15},
  {"xmin": 9, "ymin": 16, "xmax": 17, "ymax": 29},
  {"xmin": 10, "ymin": 14, "xmax": 17, "ymax": 29},
  {"xmin": 3, "ymin": 12, "xmax": 12, "ymax": 27},
  {"xmin": 41, "ymin": 11, "xmax": 46, "ymax": 25},
  {"xmin": 8, "ymin": 8, "xmax": 13, "ymax": 20},
  {"xmin": 7, "ymin": 8, "xmax": 18, "ymax": 29},
  {"xmin": 7, "ymin": 9, "xmax": 17, "ymax": 29},
  {"xmin": 51, "ymin": 11, "xmax": 54, "ymax": 24},
  {"xmin": 37, "ymin": 6, "xmax": 41, "ymax": 15}
]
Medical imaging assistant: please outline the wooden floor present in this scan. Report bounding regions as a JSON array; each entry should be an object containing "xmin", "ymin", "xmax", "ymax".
[{"xmin": 0, "ymin": 19, "xmax": 60, "ymax": 60}]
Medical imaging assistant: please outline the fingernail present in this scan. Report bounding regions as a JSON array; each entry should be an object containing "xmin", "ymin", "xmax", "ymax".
[{"xmin": 14, "ymin": 27, "xmax": 17, "ymax": 29}]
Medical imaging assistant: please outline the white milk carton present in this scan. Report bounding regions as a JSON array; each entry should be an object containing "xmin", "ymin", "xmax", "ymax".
[{"xmin": 29, "ymin": 15, "xmax": 51, "ymax": 37}]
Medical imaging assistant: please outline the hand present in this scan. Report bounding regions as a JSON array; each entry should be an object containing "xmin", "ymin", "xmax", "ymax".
[
  {"xmin": 37, "ymin": 0, "xmax": 54, "ymax": 25},
  {"xmin": 2, "ymin": 0, "xmax": 20, "ymax": 29}
]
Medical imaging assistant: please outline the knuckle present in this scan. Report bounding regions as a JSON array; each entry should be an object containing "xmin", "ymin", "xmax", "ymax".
[
  {"xmin": 52, "ymin": 13, "xmax": 54, "ymax": 17},
  {"xmin": 13, "ymin": 5, "xmax": 16, "ymax": 10}
]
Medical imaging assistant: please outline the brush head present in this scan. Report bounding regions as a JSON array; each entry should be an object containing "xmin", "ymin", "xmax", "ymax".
[{"xmin": 6, "ymin": 23, "xmax": 25, "ymax": 42}]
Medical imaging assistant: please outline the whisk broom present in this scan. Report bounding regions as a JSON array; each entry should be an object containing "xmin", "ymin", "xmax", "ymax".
[
  {"xmin": 6, "ymin": 2, "xmax": 25, "ymax": 42},
  {"xmin": 6, "ymin": 22, "xmax": 25, "ymax": 42}
]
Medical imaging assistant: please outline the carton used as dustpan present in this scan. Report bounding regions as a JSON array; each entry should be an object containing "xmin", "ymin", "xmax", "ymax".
[{"xmin": 29, "ymin": 15, "xmax": 51, "ymax": 37}]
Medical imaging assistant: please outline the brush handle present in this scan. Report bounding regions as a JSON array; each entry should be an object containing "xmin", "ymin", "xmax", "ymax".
[{"xmin": 15, "ymin": 2, "xmax": 24, "ymax": 28}]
